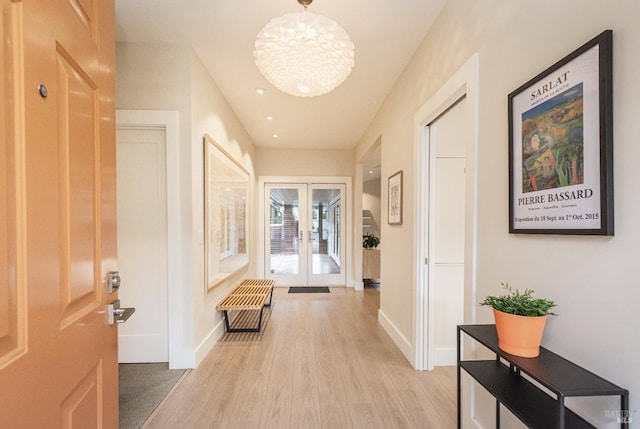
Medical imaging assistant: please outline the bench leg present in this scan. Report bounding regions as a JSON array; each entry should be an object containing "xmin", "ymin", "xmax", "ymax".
[
  {"xmin": 264, "ymin": 287, "xmax": 274, "ymax": 308},
  {"xmin": 223, "ymin": 307, "xmax": 266, "ymax": 333},
  {"xmin": 256, "ymin": 306, "xmax": 264, "ymax": 331},
  {"xmin": 223, "ymin": 310, "xmax": 231, "ymax": 332}
]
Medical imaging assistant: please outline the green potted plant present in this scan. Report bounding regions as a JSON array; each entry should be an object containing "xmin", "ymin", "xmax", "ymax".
[
  {"xmin": 362, "ymin": 233, "xmax": 380, "ymax": 249},
  {"xmin": 480, "ymin": 283, "xmax": 557, "ymax": 357}
]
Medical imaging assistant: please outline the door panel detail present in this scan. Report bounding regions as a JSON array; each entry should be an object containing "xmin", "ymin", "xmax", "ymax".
[
  {"xmin": 66, "ymin": 0, "xmax": 98, "ymax": 43},
  {"xmin": 0, "ymin": 0, "xmax": 27, "ymax": 369},
  {"xmin": 56, "ymin": 46, "xmax": 100, "ymax": 327},
  {"xmin": 60, "ymin": 363, "xmax": 101, "ymax": 427}
]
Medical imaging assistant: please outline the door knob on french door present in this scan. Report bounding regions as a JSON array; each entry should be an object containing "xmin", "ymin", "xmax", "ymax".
[
  {"xmin": 308, "ymin": 230, "xmax": 314, "ymax": 241},
  {"xmin": 299, "ymin": 230, "xmax": 303, "ymax": 241}
]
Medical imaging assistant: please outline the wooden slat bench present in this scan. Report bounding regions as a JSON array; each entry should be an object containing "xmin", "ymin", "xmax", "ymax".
[{"xmin": 216, "ymin": 279, "xmax": 274, "ymax": 333}]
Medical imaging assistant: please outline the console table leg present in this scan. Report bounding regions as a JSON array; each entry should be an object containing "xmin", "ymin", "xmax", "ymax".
[
  {"xmin": 457, "ymin": 327, "xmax": 462, "ymax": 429},
  {"xmin": 621, "ymin": 393, "xmax": 630, "ymax": 429},
  {"xmin": 496, "ymin": 399, "xmax": 500, "ymax": 429},
  {"xmin": 557, "ymin": 396, "xmax": 565, "ymax": 429}
]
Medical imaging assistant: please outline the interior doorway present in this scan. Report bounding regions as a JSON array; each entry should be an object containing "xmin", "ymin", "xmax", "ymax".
[
  {"xmin": 362, "ymin": 150, "xmax": 382, "ymax": 291},
  {"xmin": 115, "ymin": 110, "xmax": 180, "ymax": 367},
  {"xmin": 427, "ymin": 96, "xmax": 466, "ymax": 366},
  {"xmin": 264, "ymin": 183, "xmax": 346, "ymax": 286},
  {"xmin": 414, "ymin": 54, "xmax": 479, "ymax": 371},
  {"xmin": 116, "ymin": 125, "xmax": 168, "ymax": 362}
]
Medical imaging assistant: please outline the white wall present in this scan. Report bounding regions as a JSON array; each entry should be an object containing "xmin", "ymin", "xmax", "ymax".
[
  {"xmin": 356, "ymin": 0, "xmax": 640, "ymax": 427},
  {"xmin": 116, "ymin": 43, "xmax": 259, "ymax": 367},
  {"xmin": 116, "ymin": 43, "xmax": 196, "ymax": 366},
  {"xmin": 190, "ymin": 51, "xmax": 259, "ymax": 363},
  {"xmin": 256, "ymin": 147, "xmax": 354, "ymax": 177}
]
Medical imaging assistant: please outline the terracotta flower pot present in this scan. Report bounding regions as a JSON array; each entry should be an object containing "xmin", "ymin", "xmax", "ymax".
[{"xmin": 493, "ymin": 309, "xmax": 548, "ymax": 358}]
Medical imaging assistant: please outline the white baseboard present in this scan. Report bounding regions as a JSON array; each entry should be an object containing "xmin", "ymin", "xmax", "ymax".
[
  {"xmin": 378, "ymin": 309, "xmax": 414, "ymax": 367},
  {"xmin": 168, "ymin": 348, "xmax": 196, "ymax": 370},
  {"xmin": 354, "ymin": 280, "xmax": 364, "ymax": 291},
  {"xmin": 193, "ymin": 319, "xmax": 225, "ymax": 367}
]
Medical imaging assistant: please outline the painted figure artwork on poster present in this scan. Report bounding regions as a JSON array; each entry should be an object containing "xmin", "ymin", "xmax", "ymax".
[{"xmin": 521, "ymin": 83, "xmax": 584, "ymax": 194}]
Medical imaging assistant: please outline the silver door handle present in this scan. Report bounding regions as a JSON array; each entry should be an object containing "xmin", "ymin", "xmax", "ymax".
[
  {"xmin": 107, "ymin": 300, "xmax": 135, "ymax": 325},
  {"xmin": 299, "ymin": 230, "xmax": 303, "ymax": 241},
  {"xmin": 308, "ymin": 230, "xmax": 314, "ymax": 241}
]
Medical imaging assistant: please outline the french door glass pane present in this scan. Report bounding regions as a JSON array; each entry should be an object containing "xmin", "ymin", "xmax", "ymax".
[
  {"xmin": 269, "ymin": 188, "xmax": 299, "ymax": 275},
  {"xmin": 311, "ymin": 188, "xmax": 341, "ymax": 275}
]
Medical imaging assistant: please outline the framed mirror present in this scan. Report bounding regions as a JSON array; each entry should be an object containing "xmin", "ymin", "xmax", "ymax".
[{"xmin": 204, "ymin": 134, "xmax": 249, "ymax": 292}]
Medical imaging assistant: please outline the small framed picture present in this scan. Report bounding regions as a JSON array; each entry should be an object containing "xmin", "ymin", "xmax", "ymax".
[
  {"xmin": 388, "ymin": 170, "xmax": 403, "ymax": 225},
  {"xmin": 508, "ymin": 30, "xmax": 613, "ymax": 235}
]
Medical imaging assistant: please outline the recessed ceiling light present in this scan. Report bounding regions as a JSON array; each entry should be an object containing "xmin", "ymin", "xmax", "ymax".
[
  {"xmin": 273, "ymin": 134, "xmax": 279, "ymax": 139},
  {"xmin": 369, "ymin": 170, "xmax": 374, "ymax": 174},
  {"xmin": 256, "ymin": 88, "xmax": 266, "ymax": 95},
  {"xmin": 267, "ymin": 116, "xmax": 273, "ymax": 121}
]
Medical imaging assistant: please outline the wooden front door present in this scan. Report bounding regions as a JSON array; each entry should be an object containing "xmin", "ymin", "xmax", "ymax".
[{"xmin": 0, "ymin": 0, "xmax": 118, "ymax": 426}]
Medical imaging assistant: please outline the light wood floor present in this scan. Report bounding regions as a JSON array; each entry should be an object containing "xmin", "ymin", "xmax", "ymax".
[{"xmin": 143, "ymin": 287, "xmax": 456, "ymax": 429}]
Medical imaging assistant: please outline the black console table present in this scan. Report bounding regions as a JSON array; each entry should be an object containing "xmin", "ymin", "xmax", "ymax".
[{"xmin": 457, "ymin": 324, "xmax": 629, "ymax": 428}]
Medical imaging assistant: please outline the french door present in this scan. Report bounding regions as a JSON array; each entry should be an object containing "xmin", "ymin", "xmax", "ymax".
[{"xmin": 265, "ymin": 183, "xmax": 346, "ymax": 286}]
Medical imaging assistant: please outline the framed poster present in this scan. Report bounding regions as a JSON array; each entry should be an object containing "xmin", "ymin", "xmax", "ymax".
[
  {"xmin": 204, "ymin": 134, "xmax": 249, "ymax": 292},
  {"xmin": 388, "ymin": 170, "xmax": 403, "ymax": 225},
  {"xmin": 508, "ymin": 30, "xmax": 613, "ymax": 235}
]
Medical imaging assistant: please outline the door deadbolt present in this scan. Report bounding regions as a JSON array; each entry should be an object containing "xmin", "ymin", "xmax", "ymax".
[{"xmin": 107, "ymin": 271, "xmax": 121, "ymax": 293}]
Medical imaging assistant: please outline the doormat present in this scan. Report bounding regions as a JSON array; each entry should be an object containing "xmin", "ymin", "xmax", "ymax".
[
  {"xmin": 288, "ymin": 286, "xmax": 330, "ymax": 294},
  {"xmin": 119, "ymin": 363, "xmax": 187, "ymax": 429}
]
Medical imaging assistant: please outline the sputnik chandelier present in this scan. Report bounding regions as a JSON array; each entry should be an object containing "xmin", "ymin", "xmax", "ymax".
[{"xmin": 253, "ymin": 0, "xmax": 355, "ymax": 97}]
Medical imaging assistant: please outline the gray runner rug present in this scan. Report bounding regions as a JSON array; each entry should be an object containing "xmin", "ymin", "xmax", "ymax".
[{"xmin": 119, "ymin": 363, "xmax": 186, "ymax": 429}]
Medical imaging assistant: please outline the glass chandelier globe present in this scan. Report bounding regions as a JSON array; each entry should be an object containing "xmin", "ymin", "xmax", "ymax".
[{"xmin": 254, "ymin": 1, "xmax": 355, "ymax": 97}]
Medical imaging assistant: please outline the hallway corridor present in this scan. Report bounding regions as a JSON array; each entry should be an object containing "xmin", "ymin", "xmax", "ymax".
[{"xmin": 143, "ymin": 287, "xmax": 456, "ymax": 428}]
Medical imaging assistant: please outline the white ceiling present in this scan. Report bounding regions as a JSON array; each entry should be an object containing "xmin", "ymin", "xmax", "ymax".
[{"xmin": 114, "ymin": 0, "xmax": 447, "ymax": 151}]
